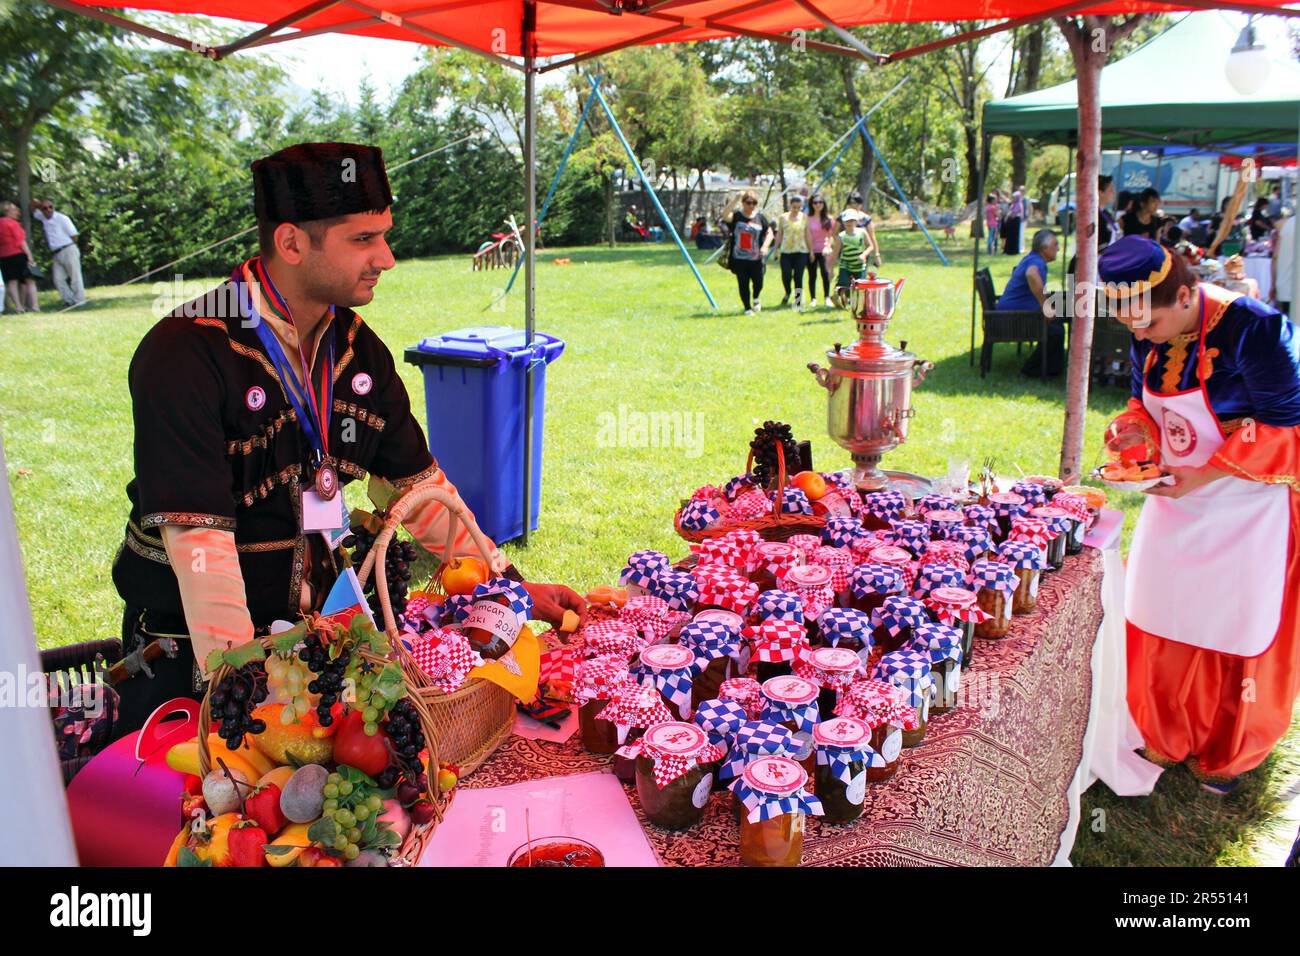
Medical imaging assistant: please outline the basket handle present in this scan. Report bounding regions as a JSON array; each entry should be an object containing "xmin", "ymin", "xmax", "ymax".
[
  {"xmin": 744, "ymin": 440, "xmax": 790, "ymax": 521},
  {"xmin": 355, "ymin": 483, "xmax": 501, "ymax": 641}
]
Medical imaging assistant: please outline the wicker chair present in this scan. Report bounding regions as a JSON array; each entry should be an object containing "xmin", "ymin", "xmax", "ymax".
[
  {"xmin": 1091, "ymin": 297, "xmax": 1134, "ymax": 387},
  {"xmin": 974, "ymin": 268, "xmax": 1053, "ymax": 377}
]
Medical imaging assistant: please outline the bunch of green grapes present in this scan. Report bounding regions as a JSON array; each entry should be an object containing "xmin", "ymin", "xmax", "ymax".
[
  {"xmin": 266, "ymin": 651, "xmax": 318, "ymax": 724},
  {"xmin": 345, "ymin": 655, "xmax": 399, "ymax": 735},
  {"xmin": 321, "ymin": 770, "xmax": 387, "ymax": 861}
]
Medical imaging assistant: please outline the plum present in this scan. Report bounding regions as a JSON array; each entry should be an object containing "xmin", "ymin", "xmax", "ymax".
[
  {"xmin": 378, "ymin": 798, "xmax": 412, "ymax": 843},
  {"xmin": 279, "ymin": 764, "xmax": 328, "ymax": 823}
]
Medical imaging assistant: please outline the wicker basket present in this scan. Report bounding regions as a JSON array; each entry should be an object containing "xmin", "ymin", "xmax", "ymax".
[
  {"xmin": 674, "ymin": 441, "xmax": 826, "ymax": 544},
  {"xmin": 196, "ymin": 482, "xmax": 514, "ymax": 866}
]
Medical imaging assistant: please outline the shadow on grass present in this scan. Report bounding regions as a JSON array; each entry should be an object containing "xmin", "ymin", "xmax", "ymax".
[{"xmin": 917, "ymin": 350, "xmax": 1131, "ymax": 404}]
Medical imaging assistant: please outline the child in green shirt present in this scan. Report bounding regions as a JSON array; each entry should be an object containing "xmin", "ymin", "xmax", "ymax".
[{"xmin": 831, "ymin": 209, "xmax": 869, "ymax": 307}]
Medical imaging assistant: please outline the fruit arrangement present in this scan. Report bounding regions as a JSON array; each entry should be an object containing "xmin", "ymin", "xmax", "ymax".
[
  {"xmin": 749, "ymin": 420, "xmax": 801, "ymax": 489},
  {"xmin": 345, "ymin": 518, "xmax": 420, "ymax": 623},
  {"xmin": 163, "ymin": 613, "xmax": 456, "ymax": 867}
]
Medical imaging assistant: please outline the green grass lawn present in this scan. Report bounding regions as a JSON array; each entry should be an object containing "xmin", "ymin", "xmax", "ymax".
[{"xmin": 2, "ymin": 226, "xmax": 1295, "ymax": 865}]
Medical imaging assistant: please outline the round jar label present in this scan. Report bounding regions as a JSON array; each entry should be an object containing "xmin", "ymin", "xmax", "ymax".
[
  {"xmin": 809, "ymin": 646, "xmax": 859, "ymax": 673},
  {"xmin": 464, "ymin": 599, "xmax": 522, "ymax": 648},
  {"xmin": 1032, "ymin": 506, "xmax": 1070, "ymax": 521},
  {"xmin": 882, "ymin": 729, "xmax": 902, "ymax": 762},
  {"xmin": 813, "ymin": 716, "xmax": 869, "ymax": 747},
  {"xmin": 756, "ymin": 541, "xmax": 800, "ymax": 561},
  {"xmin": 783, "ymin": 564, "xmax": 833, "ymax": 588},
  {"xmin": 931, "ymin": 586, "xmax": 977, "ymax": 607},
  {"xmin": 692, "ymin": 773, "xmax": 713, "ymax": 809},
  {"xmin": 640, "ymin": 644, "xmax": 696, "ymax": 671},
  {"xmin": 929, "ymin": 509, "xmax": 964, "ymax": 523},
  {"xmin": 693, "ymin": 608, "xmax": 744, "ymax": 634},
  {"xmin": 869, "ymin": 546, "xmax": 912, "ymax": 565},
  {"xmin": 762, "ymin": 675, "xmax": 819, "ymax": 706},
  {"xmin": 743, "ymin": 756, "xmax": 807, "ymax": 796},
  {"xmin": 846, "ymin": 771, "xmax": 867, "ymax": 806},
  {"xmin": 644, "ymin": 721, "xmax": 706, "ymax": 755},
  {"xmin": 988, "ymin": 492, "xmax": 1026, "ymax": 507}
]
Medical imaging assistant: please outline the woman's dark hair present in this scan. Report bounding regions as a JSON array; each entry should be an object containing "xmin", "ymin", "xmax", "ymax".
[
  {"xmin": 847, "ymin": 191, "xmax": 864, "ymax": 206},
  {"xmin": 1118, "ymin": 190, "xmax": 1133, "ymax": 212},
  {"xmin": 1098, "ymin": 174, "xmax": 1113, "ymax": 192},
  {"xmin": 1139, "ymin": 187, "xmax": 1160, "ymax": 206},
  {"xmin": 1149, "ymin": 248, "xmax": 1198, "ymax": 307},
  {"xmin": 809, "ymin": 193, "xmax": 832, "ymax": 227},
  {"xmin": 1253, "ymin": 197, "xmax": 1270, "ymax": 215},
  {"xmin": 986, "ymin": 194, "xmax": 995, "ymax": 204}
]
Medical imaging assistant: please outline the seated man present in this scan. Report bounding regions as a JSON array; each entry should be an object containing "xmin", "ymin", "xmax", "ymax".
[{"xmin": 998, "ymin": 228, "xmax": 1064, "ymax": 378}]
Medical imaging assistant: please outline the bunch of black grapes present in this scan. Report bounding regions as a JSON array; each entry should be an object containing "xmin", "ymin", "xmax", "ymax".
[
  {"xmin": 299, "ymin": 630, "xmax": 349, "ymax": 727},
  {"xmin": 209, "ymin": 662, "xmax": 269, "ymax": 748},
  {"xmin": 344, "ymin": 522, "xmax": 419, "ymax": 622},
  {"xmin": 749, "ymin": 421, "xmax": 800, "ymax": 489}
]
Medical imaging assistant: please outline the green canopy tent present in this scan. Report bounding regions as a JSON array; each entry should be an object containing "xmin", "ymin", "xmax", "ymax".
[{"xmin": 976, "ymin": 10, "xmax": 1300, "ymax": 379}]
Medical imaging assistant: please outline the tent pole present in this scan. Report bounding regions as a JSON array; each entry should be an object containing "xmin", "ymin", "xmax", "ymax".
[
  {"xmin": 860, "ymin": 122, "xmax": 950, "ymax": 265},
  {"xmin": 503, "ymin": 75, "xmax": 603, "ymax": 297},
  {"xmin": 1062, "ymin": 140, "xmax": 1073, "ymax": 292},
  {"xmin": 972, "ymin": 135, "xmax": 988, "ymax": 366},
  {"xmin": 1293, "ymin": 102, "xmax": 1299, "ymax": 318},
  {"xmin": 521, "ymin": 5, "xmax": 536, "ymax": 547},
  {"xmin": 588, "ymin": 75, "xmax": 717, "ymax": 308}
]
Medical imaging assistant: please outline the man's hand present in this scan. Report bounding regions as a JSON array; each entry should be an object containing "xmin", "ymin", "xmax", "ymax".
[
  {"xmin": 1145, "ymin": 464, "xmax": 1227, "ymax": 499},
  {"xmin": 523, "ymin": 582, "xmax": 588, "ymax": 635}
]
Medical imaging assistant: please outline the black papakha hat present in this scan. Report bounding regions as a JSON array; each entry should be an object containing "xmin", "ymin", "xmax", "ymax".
[{"xmin": 252, "ymin": 142, "xmax": 393, "ymax": 223}]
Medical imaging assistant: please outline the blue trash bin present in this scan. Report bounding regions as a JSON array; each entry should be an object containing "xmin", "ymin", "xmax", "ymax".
[{"xmin": 404, "ymin": 326, "xmax": 565, "ymax": 545}]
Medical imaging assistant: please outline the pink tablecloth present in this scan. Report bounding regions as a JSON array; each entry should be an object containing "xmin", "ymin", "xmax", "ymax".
[{"xmin": 467, "ymin": 549, "xmax": 1106, "ymax": 866}]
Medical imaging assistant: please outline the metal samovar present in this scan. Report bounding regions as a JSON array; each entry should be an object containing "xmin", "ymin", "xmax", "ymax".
[{"xmin": 808, "ymin": 274, "xmax": 934, "ymax": 493}]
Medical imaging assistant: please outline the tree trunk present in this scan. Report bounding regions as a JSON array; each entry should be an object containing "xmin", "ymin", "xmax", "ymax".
[
  {"xmin": 16, "ymin": 126, "xmax": 33, "ymax": 235},
  {"xmin": 841, "ymin": 59, "xmax": 875, "ymax": 206},
  {"xmin": 605, "ymin": 173, "xmax": 615, "ymax": 247},
  {"xmin": 963, "ymin": 122, "xmax": 981, "ymax": 205},
  {"xmin": 1057, "ymin": 18, "xmax": 1108, "ymax": 482},
  {"xmin": 1009, "ymin": 25, "xmax": 1044, "ymax": 191}
]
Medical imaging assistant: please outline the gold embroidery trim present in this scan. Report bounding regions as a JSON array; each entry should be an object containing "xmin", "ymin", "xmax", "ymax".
[
  {"xmin": 335, "ymin": 458, "xmax": 367, "ymax": 481},
  {"xmin": 125, "ymin": 531, "xmax": 169, "ymax": 565},
  {"xmin": 237, "ymin": 537, "xmax": 300, "ymax": 554},
  {"xmin": 140, "ymin": 511, "xmax": 237, "ymax": 531},
  {"xmin": 1158, "ymin": 339, "xmax": 1190, "ymax": 394},
  {"xmin": 1211, "ymin": 452, "xmax": 1300, "ymax": 493},
  {"xmin": 332, "ymin": 313, "xmax": 363, "ymax": 385},
  {"xmin": 388, "ymin": 461, "xmax": 441, "ymax": 491},
  {"xmin": 332, "ymin": 400, "xmax": 386, "ymax": 433},
  {"xmin": 228, "ymin": 338, "xmax": 285, "ymax": 388},
  {"xmin": 240, "ymin": 464, "xmax": 303, "ymax": 509},
  {"xmin": 227, "ymin": 408, "xmax": 297, "ymax": 456}
]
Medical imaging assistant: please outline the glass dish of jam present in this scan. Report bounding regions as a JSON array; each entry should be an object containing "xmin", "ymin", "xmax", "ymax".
[{"xmin": 508, "ymin": 836, "xmax": 605, "ymax": 867}]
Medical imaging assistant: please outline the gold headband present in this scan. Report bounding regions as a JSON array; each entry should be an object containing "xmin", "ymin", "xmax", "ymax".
[{"xmin": 1101, "ymin": 248, "xmax": 1173, "ymax": 301}]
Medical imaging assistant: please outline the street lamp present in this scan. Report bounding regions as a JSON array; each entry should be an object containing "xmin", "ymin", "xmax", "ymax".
[{"xmin": 1226, "ymin": 19, "xmax": 1271, "ymax": 96}]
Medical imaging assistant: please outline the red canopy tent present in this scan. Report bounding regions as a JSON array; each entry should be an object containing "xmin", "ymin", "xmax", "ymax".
[{"xmin": 42, "ymin": 0, "xmax": 1300, "ymax": 514}]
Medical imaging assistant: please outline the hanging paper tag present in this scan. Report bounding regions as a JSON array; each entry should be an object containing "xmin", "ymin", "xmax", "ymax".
[
  {"xmin": 882, "ymin": 729, "xmax": 902, "ymax": 762},
  {"xmin": 303, "ymin": 487, "xmax": 348, "ymax": 533},
  {"xmin": 321, "ymin": 496, "xmax": 352, "ymax": 549}
]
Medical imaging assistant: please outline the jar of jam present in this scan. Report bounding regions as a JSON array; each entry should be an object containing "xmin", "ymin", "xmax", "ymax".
[
  {"xmin": 1010, "ymin": 480, "xmax": 1048, "ymax": 508},
  {"xmin": 628, "ymin": 722, "xmax": 719, "ymax": 830},
  {"xmin": 987, "ymin": 492, "xmax": 1028, "ymax": 543},
  {"xmin": 599, "ymin": 681, "xmax": 675, "ymax": 782},
  {"xmin": 1051, "ymin": 493, "xmax": 1092, "ymax": 555},
  {"xmin": 821, "ymin": 514, "xmax": 865, "ymax": 550},
  {"xmin": 678, "ymin": 618, "xmax": 743, "ymax": 711},
  {"xmin": 835, "ymin": 679, "xmax": 913, "ymax": 782},
  {"xmin": 812, "ymin": 606, "xmax": 873, "ymax": 655},
  {"xmin": 810, "ymin": 546, "xmax": 854, "ymax": 596},
  {"xmin": 872, "ymin": 649, "xmax": 933, "ymax": 748},
  {"xmin": 750, "ymin": 588, "xmax": 805, "ymax": 627},
  {"xmin": 694, "ymin": 697, "xmax": 749, "ymax": 792},
  {"xmin": 916, "ymin": 493, "xmax": 956, "ymax": 519},
  {"xmin": 720, "ymin": 529, "xmax": 763, "ymax": 570},
  {"xmin": 813, "ymin": 716, "xmax": 875, "ymax": 823},
  {"xmin": 648, "ymin": 569, "xmax": 700, "ymax": 615},
  {"xmin": 621, "ymin": 593, "xmax": 689, "ymax": 645},
  {"xmin": 795, "ymin": 645, "xmax": 864, "ymax": 722},
  {"xmin": 733, "ymin": 757, "xmax": 822, "ymax": 866},
  {"xmin": 996, "ymin": 541, "xmax": 1048, "ymax": 614},
  {"xmin": 779, "ymin": 565, "xmax": 836, "ymax": 640},
  {"xmin": 908, "ymin": 622, "xmax": 963, "ymax": 715},
  {"xmin": 870, "ymin": 594, "xmax": 932, "ymax": 655},
  {"xmin": 634, "ymin": 643, "xmax": 702, "ymax": 721},
  {"xmin": 912, "ymin": 561, "xmax": 968, "ymax": 601},
  {"xmin": 947, "ymin": 524, "xmax": 994, "ymax": 566},
  {"xmin": 719, "ymin": 719, "xmax": 796, "ymax": 786},
  {"xmin": 1008, "ymin": 516, "xmax": 1056, "ymax": 574},
  {"xmin": 924, "ymin": 586, "xmax": 988, "ymax": 668},
  {"xmin": 743, "ymin": 618, "xmax": 808, "ymax": 683},
  {"xmin": 861, "ymin": 490, "xmax": 906, "ymax": 531},
  {"xmin": 963, "ymin": 503, "xmax": 999, "ymax": 538},
  {"xmin": 1029, "ymin": 506, "xmax": 1072, "ymax": 571},
  {"xmin": 844, "ymin": 563, "xmax": 905, "ymax": 617},
  {"xmin": 619, "ymin": 549, "xmax": 671, "ymax": 599},
  {"xmin": 1024, "ymin": 475, "xmax": 1064, "ymax": 501},
  {"xmin": 690, "ymin": 536, "xmax": 746, "ymax": 573},
  {"xmin": 748, "ymin": 541, "xmax": 803, "ymax": 592},
  {"xmin": 969, "ymin": 559, "xmax": 1018, "ymax": 638},
  {"xmin": 926, "ymin": 508, "xmax": 966, "ymax": 541},
  {"xmin": 693, "ymin": 564, "xmax": 760, "ymax": 617},
  {"xmin": 719, "ymin": 678, "xmax": 763, "ymax": 720},
  {"xmin": 574, "ymin": 657, "xmax": 632, "ymax": 754},
  {"xmin": 580, "ymin": 619, "xmax": 644, "ymax": 660},
  {"xmin": 457, "ymin": 579, "xmax": 532, "ymax": 661},
  {"xmin": 868, "ymin": 544, "xmax": 917, "ymax": 593},
  {"xmin": 811, "ymin": 490, "xmax": 856, "ymax": 518},
  {"xmin": 785, "ymin": 533, "xmax": 823, "ymax": 563},
  {"xmin": 886, "ymin": 518, "xmax": 931, "ymax": 559},
  {"xmin": 760, "ymin": 674, "xmax": 820, "ymax": 777}
]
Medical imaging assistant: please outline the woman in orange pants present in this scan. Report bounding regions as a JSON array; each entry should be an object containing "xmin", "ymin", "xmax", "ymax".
[{"xmin": 1100, "ymin": 236, "xmax": 1300, "ymax": 794}]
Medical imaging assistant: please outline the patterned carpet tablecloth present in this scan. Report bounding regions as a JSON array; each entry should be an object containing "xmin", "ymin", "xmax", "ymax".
[{"xmin": 468, "ymin": 548, "xmax": 1106, "ymax": 867}]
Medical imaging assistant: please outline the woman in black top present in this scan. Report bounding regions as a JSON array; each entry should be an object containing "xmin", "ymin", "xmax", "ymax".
[
  {"xmin": 721, "ymin": 190, "xmax": 773, "ymax": 314},
  {"xmin": 1121, "ymin": 187, "xmax": 1163, "ymax": 240},
  {"xmin": 1248, "ymin": 197, "xmax": 1275, "ymax": 240}
]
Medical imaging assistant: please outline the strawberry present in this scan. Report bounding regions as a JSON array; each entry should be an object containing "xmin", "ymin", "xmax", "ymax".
[
  {"xmin": 244, "ymin": 783, "xmax": 287, "ymax": 837},
  {"xmin": 227, "ymin": 821, "xmax": 268, "ymax": 867},
  {"xmin": 298, "ymin": 847, "xmax": 341, "ymax": 867},
  {"xmin": 182, "ymin": 773, "xmax": 204, "ymax": 796}
]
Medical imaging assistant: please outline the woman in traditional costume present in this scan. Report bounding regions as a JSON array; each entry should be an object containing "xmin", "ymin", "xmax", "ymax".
[{"xmin": 1100, "ymin": 236, "xmax": 1300, "ymax": 794}]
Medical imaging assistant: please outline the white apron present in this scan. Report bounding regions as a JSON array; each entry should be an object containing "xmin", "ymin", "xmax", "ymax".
[{"xmin": 1125, "ymin": 291, "xmax": 1290, "ymax": 657}]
